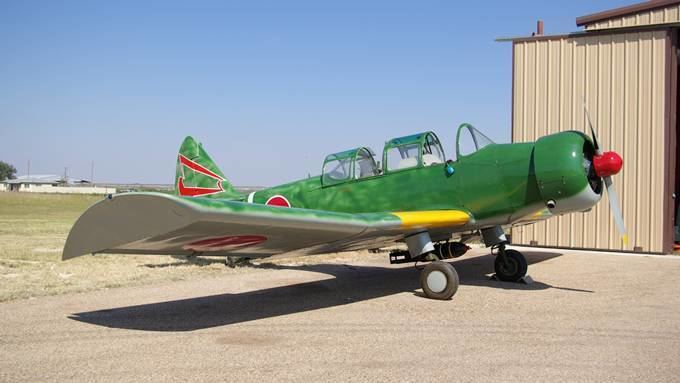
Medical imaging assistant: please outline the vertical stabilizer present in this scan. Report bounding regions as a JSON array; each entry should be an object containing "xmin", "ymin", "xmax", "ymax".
[{"xmin": 175, "ymin": 136, "xmax": 243, "ymax": 200}]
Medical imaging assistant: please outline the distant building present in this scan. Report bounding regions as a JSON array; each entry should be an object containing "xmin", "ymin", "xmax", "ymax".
[
  {"xmin": 2, "ymin": 175, "xmax": 64, "ymax": 192},
  {"xmin": 0, "ymin": 175, "xmax": 116, "ymax": 195}
]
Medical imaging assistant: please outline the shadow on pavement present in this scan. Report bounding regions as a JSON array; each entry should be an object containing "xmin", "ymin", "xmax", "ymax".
[{"xmin": 70, "ymin": 250, "xmax": 585, "ymax": 332}]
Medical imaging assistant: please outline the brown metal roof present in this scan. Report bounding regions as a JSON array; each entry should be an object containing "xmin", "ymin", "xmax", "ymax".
[
  {"xmin": 496, "ymin": 21, "xmax": 679, "ymax": 43},
  {"xmin": 576, "ymin": 0, "xmax": 680, "ymax": 26}
]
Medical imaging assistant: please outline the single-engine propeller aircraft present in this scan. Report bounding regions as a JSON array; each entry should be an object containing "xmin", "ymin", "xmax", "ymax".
[{"xmin": 63, "ymin": 119, "xmax": 625, "ymax": 300}]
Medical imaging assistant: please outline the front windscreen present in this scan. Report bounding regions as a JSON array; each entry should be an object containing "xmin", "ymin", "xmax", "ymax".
[{"xmin": 457, "ymin": 124, "xmax": 495, "ymax": 158}]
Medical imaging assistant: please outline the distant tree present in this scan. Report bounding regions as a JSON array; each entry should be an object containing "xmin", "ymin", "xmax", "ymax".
[{"xmin": 0, "ymin": 161, "xmax": 17, "ymax": 181}]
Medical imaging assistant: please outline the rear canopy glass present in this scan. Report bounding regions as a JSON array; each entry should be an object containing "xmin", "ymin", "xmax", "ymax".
[{"xmin": 322, "ymin": 147, "xmax": 378, "ymax": 186}]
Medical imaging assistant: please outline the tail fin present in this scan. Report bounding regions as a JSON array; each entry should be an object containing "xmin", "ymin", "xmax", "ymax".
[{"xmin": 175, "ymin": 136, "xmax": 243, "ymax": 200}]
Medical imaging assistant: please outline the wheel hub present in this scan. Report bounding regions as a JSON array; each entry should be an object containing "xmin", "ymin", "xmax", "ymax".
[{"xmin": 426, "ymin": 270, "xmax": 448, "ymax": 293}]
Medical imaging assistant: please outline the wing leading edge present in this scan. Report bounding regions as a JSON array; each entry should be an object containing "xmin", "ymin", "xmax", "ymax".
[{"xmin": 62, "ymin": 193, "xmax": 471, "ymax": 260}]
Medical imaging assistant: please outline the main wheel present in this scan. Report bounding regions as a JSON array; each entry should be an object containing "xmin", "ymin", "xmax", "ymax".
[
  {"xmin": 494, "ymin": 249, "xmax": 528, "ymax": 282},
  {"xmin": 420, "ymin": 261, "xmax": 459, "ymax": 300}
]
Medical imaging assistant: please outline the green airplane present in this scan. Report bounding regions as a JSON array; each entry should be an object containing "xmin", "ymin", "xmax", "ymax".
[{"xmin": 63, "ymin": 121, "xmax": 625, "ymax": 300}]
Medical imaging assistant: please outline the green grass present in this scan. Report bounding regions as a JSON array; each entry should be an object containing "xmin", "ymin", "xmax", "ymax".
[
  {"xmin": 0, "ymin": 193, "xmax": 101, "ymax": 263},
  {"xmin": 0, "ymin": 193, "xmax": 231, "ymax": 301}
]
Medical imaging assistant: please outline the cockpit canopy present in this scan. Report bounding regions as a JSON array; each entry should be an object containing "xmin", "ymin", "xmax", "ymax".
[
  {"xmin": 455, "ymin": 123, "xmax": 495, "ymax": 158},
  {"xmin": 383, "ymin": 131, "xmax": 445, "ymax": 172},
  {"xmin": 320, "ymin": 126, "xmax": 494, "ymax": 187},
  {"xmin": 322, "ymin": 147, "xmax": 379, "ymax": 186}
]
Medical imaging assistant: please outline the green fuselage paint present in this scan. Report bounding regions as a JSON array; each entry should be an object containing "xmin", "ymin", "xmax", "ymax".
[{"xmin": 236, "ymin": 130, "xmax": 597, "ymax": 226}]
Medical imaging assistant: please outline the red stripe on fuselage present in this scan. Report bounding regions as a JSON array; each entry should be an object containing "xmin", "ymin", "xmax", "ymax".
[
  {"xmin": 178, "ymin": 154, "xmax": 223, "ymax": 180},
  {"xmin": 177, "ymin": 177, "xmax": 224, "ymax": 197}
]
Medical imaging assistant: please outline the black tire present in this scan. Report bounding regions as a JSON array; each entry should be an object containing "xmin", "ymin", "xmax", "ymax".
[
  {"xmin": 494, "ymin": 249, "xmax": 528, "ymax": 282},
  {"xmin": 420, "ymin": 261, "xmax": 459, "ymax": 300}
]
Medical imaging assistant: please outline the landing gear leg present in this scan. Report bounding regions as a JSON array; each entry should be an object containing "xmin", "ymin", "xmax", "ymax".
[
  {"xmin": 225, "ymin": 256, "xmax": 252, "ymax": 268},
  {"xmin": 481, "ymin": 226, "xmax": 528, "ymax": 283},
  {"xmin": 493, "ymin": 244, "xmax": 528, "ymax": 282},
  {"xmin": 403, "ymin": 231, "xmax": 460, "ymax": 300},
  {"xmin": 420, "ymin": 260, "xmax": 459, "ymax": 300}
]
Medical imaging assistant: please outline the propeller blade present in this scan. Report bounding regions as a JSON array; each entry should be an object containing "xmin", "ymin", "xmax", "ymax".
[
  {"xmin": 604, "ymin": 176, "xmax": 628, "ymax": 245},
  {"xmin": 582, "ymin": 98, "xmax": 626, "ymax": 245},
  {"xmin": 582, "ymin": 100, "xmax": 601, "ymax": 154}
]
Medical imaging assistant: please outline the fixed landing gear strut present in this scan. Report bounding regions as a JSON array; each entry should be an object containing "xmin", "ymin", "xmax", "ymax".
[
  {"xmin": 420, "ymin": 261, "xmax": 459, "ymax": 300},
  {"xmin": 391, "ymin": 232, "xmax": 471, "ymax": 301},
  {"xmin": 391, "ymin": 227, "xmax": 528, "ymax": 300},
  {"xmin": 493, "ymin": 244, "xmax": 528, "ymax": 282},
  {"xmin": 482, "ymin": 226, "xmax": 528, "ymax": 282}
]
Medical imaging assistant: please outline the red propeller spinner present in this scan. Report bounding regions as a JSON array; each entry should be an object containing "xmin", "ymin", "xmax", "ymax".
[{"xmin": 593, "ymin": 151, "xmax": 623, "ymax": 178}]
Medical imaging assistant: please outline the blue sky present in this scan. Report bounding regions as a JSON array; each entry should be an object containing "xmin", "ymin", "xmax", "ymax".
[{"xmin": 1, "ymin": 0, "xmax": 633, "ymax": 186}]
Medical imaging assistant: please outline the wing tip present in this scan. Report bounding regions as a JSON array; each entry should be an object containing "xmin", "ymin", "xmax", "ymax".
[{"xmin": 62, "ymin": 239, "xmax": 90, "ymax": 261}]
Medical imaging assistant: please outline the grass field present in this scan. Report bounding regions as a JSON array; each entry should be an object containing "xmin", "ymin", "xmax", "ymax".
[
  {"xmin": 0, "ymin": 193, "xmax": 244, "ymax": 301},
  {"xmin": 0, "ymin": 192, "xmax": 375, "ymax": 302}
]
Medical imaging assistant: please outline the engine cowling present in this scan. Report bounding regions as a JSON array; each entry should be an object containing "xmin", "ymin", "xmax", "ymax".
[{"xmin": 532, "ymin": 131, "xmax": 603, "ymax": 215}]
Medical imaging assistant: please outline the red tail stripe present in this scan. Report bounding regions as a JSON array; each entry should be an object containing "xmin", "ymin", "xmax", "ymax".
[
  {"xmin": 178, "ymin": 177, "xmax": 224, "ymax": 197},
  {"xmin": 179, "ymin": 154, "xmax": 223, "ymax": 180}
]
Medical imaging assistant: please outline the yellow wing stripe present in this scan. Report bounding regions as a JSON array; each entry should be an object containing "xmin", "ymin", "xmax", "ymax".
[{"xmin": 392, "ymin": 210, "xmax": 470, "ymax": 229}]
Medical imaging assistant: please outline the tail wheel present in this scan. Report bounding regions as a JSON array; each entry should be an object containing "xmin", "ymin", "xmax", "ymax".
[
  {"xmin": 420, "ymin": 261, "xmax": 459, "ymax": 300},
  {"xmin": 494, "ymin": 249, "xmax": 528, "ymax": 282}
]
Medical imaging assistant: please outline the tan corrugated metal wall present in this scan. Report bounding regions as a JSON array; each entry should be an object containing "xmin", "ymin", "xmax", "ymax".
[
  {"xmin": 511, "ymin": 30, "xmax": 668, "ymax": 253},
  {"xmin": 586, "ymin": 4, "xmax": 680, "ymax": 30}
]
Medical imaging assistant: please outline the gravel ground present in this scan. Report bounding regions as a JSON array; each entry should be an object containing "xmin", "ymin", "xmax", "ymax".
[{"xmin": 1, "ymin": 247, "xmax": 679, "ymax": 382}]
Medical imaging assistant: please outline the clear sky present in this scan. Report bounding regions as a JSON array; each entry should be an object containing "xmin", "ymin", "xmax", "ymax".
[{"xmin": 1, "ymin": 0, "xmax": 633, "ymax": 186}]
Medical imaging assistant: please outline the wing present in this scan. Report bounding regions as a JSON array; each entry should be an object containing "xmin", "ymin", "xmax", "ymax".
[{"xmin": 62, "ymin": 193, "xmax": 471, "ymax": 260}]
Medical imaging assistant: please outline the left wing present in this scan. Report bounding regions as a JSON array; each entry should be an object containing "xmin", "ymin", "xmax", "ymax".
[{"xmin": 63, "ymin": 193, "xmax": 471, "ymax": 260}]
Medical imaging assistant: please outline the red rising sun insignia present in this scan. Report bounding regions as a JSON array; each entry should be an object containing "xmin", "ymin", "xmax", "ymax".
[{"xmin": 265, "ymin": 195, "xmax": 291, "ymax": 207}]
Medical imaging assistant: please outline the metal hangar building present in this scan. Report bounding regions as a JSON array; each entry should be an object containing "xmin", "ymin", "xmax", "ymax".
[{"xmin": 503, "ymin": 0, "xmax": 679, "ymax": 254}]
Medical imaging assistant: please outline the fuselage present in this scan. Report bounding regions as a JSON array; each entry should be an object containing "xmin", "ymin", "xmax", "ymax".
[{"xmin": 244, "ymin": 131, "xmax": 602, "ymax": 228}]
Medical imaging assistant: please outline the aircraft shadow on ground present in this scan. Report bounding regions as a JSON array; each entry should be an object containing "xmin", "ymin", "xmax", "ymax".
[{"xmin": 69, "ymin": 250, "xmax": 588, "ymax": 332}]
